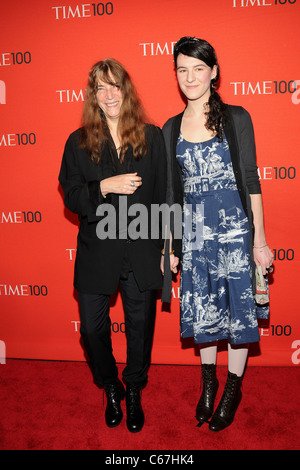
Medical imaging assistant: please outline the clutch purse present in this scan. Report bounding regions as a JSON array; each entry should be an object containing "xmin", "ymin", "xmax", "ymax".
[{"xmin": 254, "ymin": 265, "xmax": 269, "ymax": 305}]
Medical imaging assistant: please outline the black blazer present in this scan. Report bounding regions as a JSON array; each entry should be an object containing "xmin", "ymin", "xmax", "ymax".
[
  {"xmin": 59, "ymin": 124, "xmax": 167, "ymax": 295},
  {"xmin": 161, "ymin": 104, "xmax": 261, "ymax": 303}
]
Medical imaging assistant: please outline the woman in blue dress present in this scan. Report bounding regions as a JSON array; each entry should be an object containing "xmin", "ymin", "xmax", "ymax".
[{"xmin": 161, "ymin": 37, "xmax": 274, "ymax": 431}]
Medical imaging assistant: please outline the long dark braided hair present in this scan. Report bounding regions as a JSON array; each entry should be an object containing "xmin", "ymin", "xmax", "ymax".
[{"xmin": 173, "ymin": 36, "xmax": 227, "ymax": 141}]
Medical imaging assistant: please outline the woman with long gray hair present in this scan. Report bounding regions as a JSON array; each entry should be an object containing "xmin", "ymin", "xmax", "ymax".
[{"xmin": 59, "ymin": 58, "xmax": 167, "ymax": 433}]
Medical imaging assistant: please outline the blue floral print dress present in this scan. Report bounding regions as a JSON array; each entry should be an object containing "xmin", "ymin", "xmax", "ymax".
[{"xmin": 176, "ymin": 133, "xmax": 269, "ymax": 345}]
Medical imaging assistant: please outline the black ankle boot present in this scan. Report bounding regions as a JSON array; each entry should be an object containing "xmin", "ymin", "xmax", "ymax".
[
  {"xmin": 209, "ymin": 371, "xmax": 242, "ymax": 432},
  {"xmin": 104, "ymin": 380, "xmax": 125, "ymax": 428},
  {"xmin": 196, "ymin": 363, "xmax": 218, "ymax": 426},
  {"xmin": 126, "ymin": 385, "xmax": 144, "ymax": 433}
]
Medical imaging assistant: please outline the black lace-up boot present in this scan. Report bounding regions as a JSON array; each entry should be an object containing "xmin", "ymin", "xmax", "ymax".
[
  {"xmin": 196, "ymin": 363, "xmax": 219, "ymax": 426},
  {"xmin": 126, "ymin": 385, "xmax": 144, "ymax": 433},
  {"xmin": 104, "ymin": 380, "xmax": 125, "ymax": 428},
  {"xmin": 209, "ymin": 371, "xmax": 242, "ymax": 432}
]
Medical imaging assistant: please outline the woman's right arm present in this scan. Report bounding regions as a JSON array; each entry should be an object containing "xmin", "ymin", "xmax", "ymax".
[
  {"xmin": 58, "ymin": 133, "xmax": 98, "ymax": 216},
  {"xmin": 59, "ymin": 133, "xmax": 142, "ymax": 216}
]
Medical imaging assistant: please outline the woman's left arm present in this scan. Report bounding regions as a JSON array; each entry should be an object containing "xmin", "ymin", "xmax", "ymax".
[
  {"xmin": 238, "ymin": 107, "xmax": 274, "ymax": 274},
  {"xmin": 250, "ymin": 193, "xmax": 274, "ymax": 274}
]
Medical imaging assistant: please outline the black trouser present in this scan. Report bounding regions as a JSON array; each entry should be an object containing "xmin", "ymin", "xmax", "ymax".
[{"xmin": 78, "ymin": 271, "xmax": 157, "ymax": 388}]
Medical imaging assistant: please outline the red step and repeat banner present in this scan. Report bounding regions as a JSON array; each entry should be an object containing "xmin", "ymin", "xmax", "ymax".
[{"xmin": 1, "ymin": 0, "xmax": 300, "ymax": 367}]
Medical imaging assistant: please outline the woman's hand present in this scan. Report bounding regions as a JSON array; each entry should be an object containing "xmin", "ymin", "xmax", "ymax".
[
  {"xmin": 170, "ymin": 254, "xmax": 180, "ymax": 274},
  {"xmin": 253, "ymin": 244, "xmax": 274, "ymax": 275},
  {"xmin": 100, "ymin": 172, "xmax": 142, "ymax": 197},
  {"xmin": 160, "ymin": 254, "xmax": 180, "ymax": 275}
]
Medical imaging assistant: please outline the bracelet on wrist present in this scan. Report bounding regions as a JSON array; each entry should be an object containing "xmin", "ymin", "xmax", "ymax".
[{"xmin": 253, "ymin": 243, "xmax": 268, "ymax": 252}]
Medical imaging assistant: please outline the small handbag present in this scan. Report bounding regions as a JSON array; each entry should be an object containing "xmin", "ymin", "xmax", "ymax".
[{"xmin": 254, "ymin": 265, "xmax": 269, "ymax": 305}]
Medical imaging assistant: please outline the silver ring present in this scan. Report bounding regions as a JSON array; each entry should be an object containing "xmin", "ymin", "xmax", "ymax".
[{"xmin": 130, "ymin": 181, "xmax": 135, "ymax": 187}]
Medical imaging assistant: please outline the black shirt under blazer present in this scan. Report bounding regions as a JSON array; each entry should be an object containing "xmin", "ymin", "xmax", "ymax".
[
  {"xmin": 59, "ymin": 124, "xmax": 167, "ymax": 295},
  {"xmin": 161, "ymin": 104, "xmax": 261, "ymax": 303}
]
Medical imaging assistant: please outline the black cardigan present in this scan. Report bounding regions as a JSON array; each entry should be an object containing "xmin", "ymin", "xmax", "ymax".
[
  {"xmin": 59, "ymin": 124, "xmax": 167, "ymax": 295},
  {"xmin": 161, "ymin": 104, "xmax": 261, "ymax": 303}
]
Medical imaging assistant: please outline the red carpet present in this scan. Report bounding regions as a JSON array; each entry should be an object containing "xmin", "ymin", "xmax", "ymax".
[{"xmin": 0, "ymin": 360, "xmax": 299, "ymax": 451}]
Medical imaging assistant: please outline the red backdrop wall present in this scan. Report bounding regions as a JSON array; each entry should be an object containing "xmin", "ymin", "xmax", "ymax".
[{"xmin": 1, "ymin": 0, "xmax": 300, "ymax": 367}]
